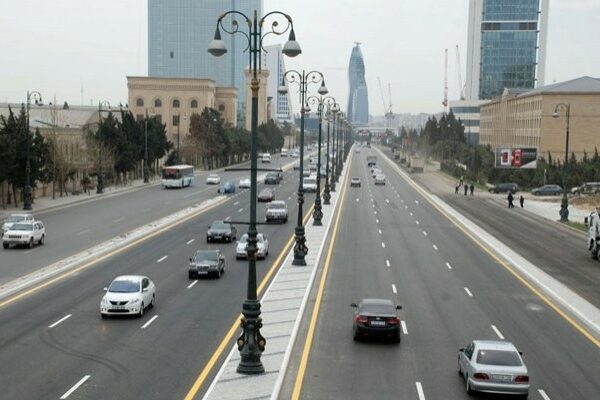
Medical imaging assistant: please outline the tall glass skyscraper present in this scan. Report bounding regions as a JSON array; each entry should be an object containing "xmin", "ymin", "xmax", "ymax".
[
  {"xmin": 347, "ymin": 43, "xmax": 369, "ymax": 125},
  {"xmin": 148, "ymin": 0, "xmax": 263, "ymax": 121}
]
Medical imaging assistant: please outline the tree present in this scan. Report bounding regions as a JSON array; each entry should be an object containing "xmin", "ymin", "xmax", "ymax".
[{"xmin": 189, "ymin": 107, "xmax": 226, "ymax": 169}]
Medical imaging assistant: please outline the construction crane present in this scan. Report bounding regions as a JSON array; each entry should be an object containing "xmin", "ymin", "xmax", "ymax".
[
  {"xmin": 456, "ymin": 45, "xmax": 466, "ymax": 100},
  {"xmin": 442, "ymin": 48, "xmax": 448, "ymax": 114},
  {"xmin": 377, "ymin": 77, "xmax": 394, "ymax": 132}
]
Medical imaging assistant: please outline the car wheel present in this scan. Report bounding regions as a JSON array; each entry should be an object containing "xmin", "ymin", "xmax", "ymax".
[
  {"xmin": 39, "ymin": 235, "xmax": 45, "ymax": 246},
  {"xmin": 101, "ymin": 313, "xmax": 107, "ymax": 319},
  {"xmin": 29, "ymin": 238, "xmax": 34, "ymax": 249},
  {"xmin": 534, "ymin": 191, "xmax": 540, "ymax": 196},
  {"xmin": 150, "ymin": 294, "xmax": 156, "ymax": 308},
  {"xmin": 139, "ymin": 302, "xmax": 145, "ymax": 317},
  {"xmin": 3, "ymin": 243, "xmax": 8, "ymax": 249},
  {"xmin": 188, "ymin": 272, "xmax": 195, "ymax": 279},
  {"xmin": 207, "ymin": 237, "xmax": 211, "ymax": 243},
  {"xmin": 215, "ymin": 268, "xmax": 221, "ymax": 279}
]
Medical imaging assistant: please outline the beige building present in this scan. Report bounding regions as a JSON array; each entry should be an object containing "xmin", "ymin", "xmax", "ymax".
[
  {"xmin": 127, "ymin": 76, "xmax": 238, "ymax": 145},
  {"xmin": 244, "ymin": 69, "xmax": 270, "ymax": 131},
  {"xmin": 480, "ymin": 76, "xmax": 600, "ymax": 161}
]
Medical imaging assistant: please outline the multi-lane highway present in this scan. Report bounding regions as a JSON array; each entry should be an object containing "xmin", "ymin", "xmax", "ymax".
[{"xmin": 290, "ymin": 148, "xmax": 600, "ymax": 400}]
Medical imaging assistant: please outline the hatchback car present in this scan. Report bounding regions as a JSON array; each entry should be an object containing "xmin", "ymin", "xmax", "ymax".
[
  {"xmin": 189, "ymin": 249, "xmax": 225, "ymax": 279},
  {"xmin": 351, "ymin": 299, "xmax": 402, "ymax": 343},
  {"xmin": 350, "ymin": 177, "xmax": 361, "ymax": 187},
  {"xmin": 374, "ymin": 174, "xmax": 386, "ymax": 185},
  {"xmin": 217, "ymin": 181, "xmax": 236, "ymax": 194},
  {"xmin": 531, "ymin": 184, "xmax": 562, "ymax": 196},
  {"xmin": 100, "ymin": 275, "xmax": 155, "ymax": 318},
  {"xmin": 207, "ymin": 220, "xmax": 237, "ymax": 242},
  {"xmin": 3, "ymin": 221, "xmax": 45, "ymax": 249},
  {"xmin": 239, "ymin": 177, "xmax": 251, "ymax": 189},
  {"xmin": 458, "ymin": 340, "xmax": 529, "ymax": 397},
  {"xmin": 206, "ymin": 174, "xmax": 221, "ymax": 185},
  {"xmin": 488, "ymin": 183, "xmax": 518, "ymax": 194},
  {"xmin": 236, "ymin": 233, "xmax": 269, "ymax": 259},
  {"xmin": 258, "ymin": 188, "xmax": 275, "ymax": 202}
]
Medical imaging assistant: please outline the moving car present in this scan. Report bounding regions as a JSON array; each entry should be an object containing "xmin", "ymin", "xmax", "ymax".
[
  {"xmin": 355, "ymin": 148, "xmax": 361, "ymax": 154},
  {"xmin": 488, "ymin": 183, "xmax": 518, "ymax": 194},
  {"xmin": 265, "ymin": 200, "xmax": 288, "ymax": 223},
  {"xmin": 261, "ymin": 153, "xmax": 272, "ymax": 163},
  {"xmin": 3, "ymin": 221, "xmax": 45, "ymax": 249},
  {"xmin": 189, "ymin": 249, "xmax": 225, "ymax": 279},
  {"xmin": 351, "ymin": 299, "xmax": 402, "ymax": 343},
  {"xmin": 2, "ymin": 213, "xmax": 35, "ymax": 236},
  {"xmin": 236, "ymin": 233, "xmax": 269, "ymax": 259},
  {"xmin": 258, "ymin": 188, "xmax": 275, "ymax": 202},
  {"xmin": 458, "ymin": 340, "xmax": 529, "ymax": 397},
  {"xmin": 206, "ymin": 174, "xmax": 221, "ymax": 185},
  {"xmin": 303, "ymin": 176, "xmax": 318, "ymax": 192},
  {"xmin": 531, "ymin": 184, "xmax": 562, "ymax": 196},
  {"xmin": 585, "ymin": 210, "xmax": 600, "ymax": 259},
  {"xmin": 239, "ymin": 177, "xmax": 251, "ymax": 189},
  {"xmin": 302, "ymin": 169, "xmax": 312, "ymax": 177},
  {"xmin": 264, "ymin": 172, "xmax": 281, "ymax": 185},
  {"xmin": 350, "ymin": 177, "xmax": 361, "ymax": 187},
  {"xmin": 374, "ymin": 174, "xmax": 386, "ymax": 185},
  {"xmin": 372, "ymin": 168, "xmax": 382, "ymax": 178},
  {"xmin": 217, "ymin": 181, "xmax": 236, "ymax": 194},
  {"xmin": 207, "ymin": 220, "xmax": 237, "ymax": 243},
  {"xmin": 100, "ymin": 275, "xmax": 155, "ymax": 318},
  {"xmin": 281, "ymin": 148, "xmax": 288, "ymax": 157}
]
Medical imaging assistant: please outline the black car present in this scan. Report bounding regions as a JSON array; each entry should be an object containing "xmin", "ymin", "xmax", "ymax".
[
  {"xmin": 264, "ymin": 172, "xmax": 282, "ymax": 185},
  {"xmin": 488, "ymin": 183, "xmax": 518, "ymax": 194},
  {"xmin": 206, "ymin": 220, "xmax": 237, "ymax": 242},
  {"xmin": 531, "ymin": 184, "xmax": 563, "ymax": 196},
  {"xmin": 258, "ymin": 188, "xmax": 274, "ymax": 202},
  {"xmin": 189, "ymin": 249, "xmax": 225, "ymax": 279},
  {"xmin": 351, "ymin": 299, "xmax": 402, "ymax": 343}
]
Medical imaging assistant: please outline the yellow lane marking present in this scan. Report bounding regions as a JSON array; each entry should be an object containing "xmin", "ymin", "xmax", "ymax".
[
  {"xmin": 183, "ymin": 204, "xmax": 315, "ymax": 400},
  {"xmin": 377, "ymin": 148, "xmax": 600, "ymax": 348},
  {"xmin": 0, "ymin": 197, "xmax": 231, "ymax": 310}
]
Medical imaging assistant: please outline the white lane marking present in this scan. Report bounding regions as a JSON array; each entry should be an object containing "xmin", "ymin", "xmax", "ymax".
[
  {"xmin": 464, "ymin": 287, "xmax": 473, "ymax": 297},
  {"xmin": 157, "ymin": 255, "xmax": 168, "ymax": 263},
  {"xmin": 233, "ymin": 201, "xmax": 240, "ymax": 205},
  {"xmin": 423, "ymin": 231, "xmax": 428, "ymax": 236},
  {"xmin": 141, "ymin": 315, "xmax": 159, "ymax": 329},
  {"xmin": 386, "ymin": 259, "xmax": 391, "ymax": 267},
  {"xmin": 445, "ymin": 262, "xmax": 452, "ymax": 270},
  {"xmin": 415, "ymin": 200, "xmax": 419, "ymax": 204},
  {"xmin": 60, "ymin": 375, "xmax": 91, "ymax": 399},
  {"xmin": 186, "ymin": 239, "xmax": 195, "ymax": 245},
  {"xmin": 187, "ymin": 280, "xmax": 198, "ymax": 289},
  {"xmin": 356, "ymin": 198, "xmax": 359, "ymax": 202},
  {"xmin": 238, "ymin": 208, "xmax": 244, "ymax": 213},
  {"xmin": 401, "ymin": 320, "xmax": 408, "ymax": 335},
  {"xmin": 76, "ymin": 229, "xmax": 91, "ymax": 236},
  {"xmin": 225, "ymin": 216, "xmax": 231, "ymax": 221},
  {"xmin": 392, "ymin": 284, "xmax": 397, "ymax": 294},
  {"xmin": 376, "ymin": 219, "xmax": 379, "ymax": 224},
  {"xmin": 432, "ymin": 244, "xmax": 438, "ymax": 251},
  {"xmin": 386, "ymin": 199, "xmax": 390, "ymax": 204},
  {"xmin": 401, "ymin": 199, "xmax": 404, "ymax": 203},
  {"xmin": 491, "ymin": 325, "xmax": 505, "ymax": 340},
  {"xmin": 416, "ymin": 220, "xmax": 420, "ymax": 225},
  {"xmin": 416, "ymin": 382, "xmax": 426, "ymax": 400},
  {"xmin": 372, "ymin": 204, "xmax": 375, "ymax": 208},
  {"xmin": 113, "ymin": 217, "xmax": 124, "ymax": 223},
  {"xmin": 409, "ymin": 212, "xmax": 413, "ymax": 216},
  {"xmin": 404, "ymin": 205, "xmax": 408, "ymax": 209},
  {"xmin": 374, "ymin": 211, "xmax": 377, "ymax": 215},
  {"xmin": 538, "ymin": 389, "xmax": 551, "ymax": 400},
  {"xmin": 378, "ymin": 229, "xmax": 382, "ymax": 235},
  {"xmin": 381, "ymin": 242, "xmax": 386, "ymax": 248},
  {"xmin": 48, "ymin": 314, "xmax": 72, "ymax": 328}
]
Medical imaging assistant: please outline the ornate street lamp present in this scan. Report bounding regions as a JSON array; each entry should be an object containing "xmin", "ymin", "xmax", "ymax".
[
  {"xmin": 553, "ymin": 103, "xmax": 571, "ymax": 222},
  {"xmin": 279, "ymin": 71, "xmax": 328, "ymax": 264},
  {"xmin": 208, "ymin": 8, "xmax": 300, "ymax": 375},
  {"xmin": 97, "ymin": 100, "xmax": 110, "ymax": 194},
  {"xmin": 23, "ymin": 90, "xmax": 43, "ymax": 210},
  {"xmin": 322, "ymin": 98, "xmax": 339, "ymax": 205}
]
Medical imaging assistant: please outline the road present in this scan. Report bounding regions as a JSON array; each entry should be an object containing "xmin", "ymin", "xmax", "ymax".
[
  {"xmin": 0, "ymin": 156, "xmax": 319, "ymax": 400},
  {"xmin": 293, "ymin": 147, "xmax": 600, "ymax": 400}
]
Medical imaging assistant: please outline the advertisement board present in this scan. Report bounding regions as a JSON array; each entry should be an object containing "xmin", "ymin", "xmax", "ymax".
[{"xmin": 494, "ymin": 148, "xmax": 538, "ymax": 169}]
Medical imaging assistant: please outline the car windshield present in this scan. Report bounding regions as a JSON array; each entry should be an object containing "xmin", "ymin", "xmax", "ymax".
[
  {"xmin": 208, "ymin": 175, "xmax": 218, "ymax": 179},
  {"xmin": 211, "ymin": 222, "xmax": 228, "ymax": 229},
  {"xmin": 476, "ymin": 350, "xmax": 522, "ymax": 366},
  {"xmin": 195, "ymin": 251, "xmax": 218, "ymax": 262},
  {"xmin": 359, "ymin": 302, "xmax": 395, "ymax": 315},
  {"xmin": 109, "ymin": 280, "xmax": 140, "ymax": 293},
  {"xmin": 10, "ymin": 223, "xmax": 33, "ymax": 231},
  {"xmin": 6, "ymin": 216, "xmax": 26, "ymax": 223},
  {"xmin": 267, "ymin": 202, "xmax": 285, "ymax": 209}
]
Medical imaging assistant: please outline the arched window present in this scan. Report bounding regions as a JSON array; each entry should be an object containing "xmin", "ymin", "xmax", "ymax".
[
  {"xmin": 172, "ymin": 99, "xmax": 180, "ymax": 108},
  {"xmin": 218, "ymin": 104, "xmax": 225, "ymax": 112},
  {"xmin": 154, "ymin": 98, "xmax": 162, "ymax": 107},
  {"xmin": 190, "ymin": 99, "xmax": 198, "ymax": 108},
  {"xmin": 136, "ymin": 98, "xmax": 144, "ymax": 107}
]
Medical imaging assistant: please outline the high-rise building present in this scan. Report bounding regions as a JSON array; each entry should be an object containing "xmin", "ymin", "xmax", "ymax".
[
  {"xmin": 264, "ymin": 44, "xmax": 293, "ymax": 124},
  {"xmin": 347, "ymin": 43, "xmax": 369, "ymax": 125},
  {"xmin": 148, "ymin": 0, "xmax": 263, "ymax": 124}
]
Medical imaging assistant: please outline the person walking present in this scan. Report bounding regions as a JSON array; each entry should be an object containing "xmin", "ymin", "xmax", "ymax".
[
  {"xmin": 469, "ymin": 183, "xmax": 474, "ymax": 196},
  {"xmin": 455, "ymin": 183, "xmax": 460, "ymax": 195},
  {"xmin": 464, "ymin": 183, "xmax": 468, "ymax": 196},
  {"xmin": 519, "ymin": 195, "xmax": 525, "ymax": 208},
  {"xmin": 507, "ymin": 192, "xmax": 514, "ymax": 208}
]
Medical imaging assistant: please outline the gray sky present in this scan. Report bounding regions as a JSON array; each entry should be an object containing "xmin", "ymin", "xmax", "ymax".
[{"xmin": 0, "ymin": 0, "xmax": 598, "ymax": 115}]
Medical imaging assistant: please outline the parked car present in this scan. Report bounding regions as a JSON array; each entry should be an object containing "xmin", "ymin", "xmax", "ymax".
[
  {"xmin": 239, "ymin": 177, "xmax": 251, "ymax": 189},
  {"xmin": 531, "ymin": 184, "xmax": 562, "ymax": 196},
  {"xmin": 488, "ymin": 183, "xmax": 518, "ymax": 194},
  {"xmin": 2, "ymin": 213, "xmax": 35, "ymax": 236},
  {"xmin": 258, "ymin": 188, "xmax": 275, "ymax": 202},
  {"xmin": 264, "ymin": 172, "xmax": 281, "ymax": 185},
  {"xmin": 458, "ymin": 340, "xmax": 529, "ymax": 397},
  {"xmin": 100, "ymin": 275, "xmax": 155, "ymax": 318},
  {"xmin": 2, "ymin": 221, "xmax": 45, "ymax": 249},
  {"xmin": 265, "ymin": 200, "xmax": 288, "ymax": 223},
  {"xmin": 351, "ymin": 299, "xmax": 402, "ymax": 343},
  {"xmin": 206, "ymin": 220, "xmax": 237, "ymax": 243},
  {"xmin": 206, "ymin": 174, "xmax": 221, "ymax": 185},
  {"xmin": 350, "ymin": 177, "xmax": 361, "ymax": 187},
  {"xmin": 188, "ymin": 249, "xmax": 225, "ymax": 279},
  {"xmin": 374, "ymin": 174, "xmax": 386, "ymax": 185},
  {"xmin": 217, "ymin": 181, "xmax": 236, "ymax": 194},
  {"xmin": 236, "ymin": 233, "xmax": 269, "ymax": 259}
]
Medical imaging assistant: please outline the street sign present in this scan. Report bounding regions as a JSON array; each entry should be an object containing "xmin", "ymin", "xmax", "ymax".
[{"xmin": 494, "ymin": 147, "xmax": 538, "ymax": 169}]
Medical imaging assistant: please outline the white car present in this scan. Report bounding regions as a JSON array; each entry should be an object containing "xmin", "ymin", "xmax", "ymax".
[
  {"xmin": 206, "ymin": 174, "xmax": 221, "ymax": 185},
  {"xmin": 236, "ymin": 233, "xmax": 269, "ymax": 259},
  {"xmin": 2, "ymin": 213, "xmax": 35, "ymax": 236},
  {"xmin": 372, "ymin": 168, "xmax": 382, "ymax": 178},
  {"xmin": 303, "ymin": 176, "xmax": 318, "ymax": 192},
  {"xmin": 374, "ymin": 174, "xmax": 386, "ymax": 185},
  {"xmin": 3, "ymin": 221, "xmax": 45, "ymax": 249},
  {"xmin": 100, "ymin": 275, "xmax": 156, "ymax": 318},
  {"xmin": 239, "ymin": 177, "xmax": 251, "ymax": 189}
]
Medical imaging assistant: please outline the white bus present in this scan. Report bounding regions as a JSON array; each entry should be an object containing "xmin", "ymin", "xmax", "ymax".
[{"xmin": 162, "ymin": 165, "xmax": 194, "ymax": 188}]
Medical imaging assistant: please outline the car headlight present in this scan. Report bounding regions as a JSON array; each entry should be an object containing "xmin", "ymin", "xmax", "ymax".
[
  {"xmin": 129, "ymin": 298, "xmax": 141, "ymax": 304},
  {"xmin": 101, "ymin": 298, "xmax": 109, "ymax": 306}
]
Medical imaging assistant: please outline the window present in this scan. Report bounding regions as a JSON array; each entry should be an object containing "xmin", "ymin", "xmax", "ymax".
[
  {"xmin": 154, "ymin": 98, "xmax": 162, "ymax": 107},
  {"xmin": 173, "ymin": 115, "xmax": 180, "ymax": 126},
  {"xmin": 136, "ymin": 98, "xmax": 144, "ymax": 107},
  {"xmin": 172, "ymin": 99, "xmax": 180, "ymax": 108},
  {"xmin": 218, "ymin": 104, "xmax": 225, "ymax": 112},
  {"xmin": 191, "ymin": 99, "xmax": 198, "ymax": 108}
]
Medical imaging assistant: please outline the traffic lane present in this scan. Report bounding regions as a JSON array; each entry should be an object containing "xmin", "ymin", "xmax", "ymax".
[
  {"xmin": 380, "ymin": 152, "xmax": 600, "ymax": 399},
  {"xmin": 0, "ymin": 172, "xmax": 313, "ymax": 399}
]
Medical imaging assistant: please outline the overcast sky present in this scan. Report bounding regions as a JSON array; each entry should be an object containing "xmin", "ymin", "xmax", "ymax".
[{"xmin": 0, "ymin": 0, "xmax": 598, "ymax": 115}]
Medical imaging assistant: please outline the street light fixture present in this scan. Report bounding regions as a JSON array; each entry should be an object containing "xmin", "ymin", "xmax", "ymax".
[
  {"xmin": 553, "ymin": 102, "xmax": 571, "ymax": 222},
  {"xmin": 323, "ymin": 98, "xmax": 339, "ymax": 205},
  {"xmin": 280, "ymin": 70, "xmax": 328, "ymax": 265},
  {"xmin": 97, "ymin": 100, "xmax": 111, "ymax": 194},
  {"xmin": 208, "ymin": 8, "xmax": 300, "ymax": 375},
  {"xmin": 23, "ymin": 90, "xmax": 43, "ymax": 210}
]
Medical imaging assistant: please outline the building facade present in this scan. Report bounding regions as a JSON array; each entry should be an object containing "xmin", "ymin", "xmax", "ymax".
[
  {"xmin": 264, "ymin": 44, "xmax": 293, "ymax": 124},
  {"xmin": 449, "ymin": 99, "xmax": 489, "ymax": 145},
  {"xmin": 347, "ymin": 43, "xmax": 369, "ymax": 125},
  {"xmin": 148, "ymin": 0, "xmax": 263, "ymax": 125},
  {"xmin": 479, "ymin": 77, "xmax": 600, "ymax": 161}
]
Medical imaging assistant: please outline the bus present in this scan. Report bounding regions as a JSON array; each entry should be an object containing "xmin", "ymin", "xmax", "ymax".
[{"xmin": 162, "ymin": 165, "xmax": 194, "ymax": 188}]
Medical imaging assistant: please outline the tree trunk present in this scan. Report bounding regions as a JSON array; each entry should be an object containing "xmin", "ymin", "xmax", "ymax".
[
  {"xmin": 1, "ymin": 181, "xmax": 5, "ymax": 209},
  {"xmin": 12, "ymin": 184, "xmax": 18, "ymax": 208}
]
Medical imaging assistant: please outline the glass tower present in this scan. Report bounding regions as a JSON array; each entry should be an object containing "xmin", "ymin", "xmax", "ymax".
[{"xmin": 347, "ymin": 43, "xmax": 369, "ymax": 125}]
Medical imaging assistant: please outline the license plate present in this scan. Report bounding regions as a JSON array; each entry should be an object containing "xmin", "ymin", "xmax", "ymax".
[
  {"xmin": 111, "ymin": 306, "xmax": 125, "ymax": 310},
  {"xmin": 370, "ymin": 320, "xmax": 386, "ymax": 327},
  {"xmin": 198, "ymin": 271, "xmax": 208, "ymax": 275},
  {"xmin": 492, "ymin": 374, "xmax": 511, "ymax": 381}
]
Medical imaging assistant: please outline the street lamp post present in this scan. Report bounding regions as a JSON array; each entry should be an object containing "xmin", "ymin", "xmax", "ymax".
[
  {"xmin": 143, "ymin": 109, "xmax": 150, "ymax": 183},
  {"xmin": 208, "ymin": 8, "xmax": 301, "ymax": 374},
  {"xmin": 23, "ymin": 90, "xmax": 43, "ymax": 210},
  {"xmin": 279, "ymin": 70, "xmax": 328, "ymax": 264},
  {"xmin": 97, "ymin": 100, "xmax": 110, "ymax": 194},
  {"xmin": 330, "ymin": 111, "xmax": 337, "ymax": 192},
  {"xmin": 553, "ymin": 103, "xmax": 571, "ymax": 222},
  {"xmin": 336, "ymin": 114, "xmax": 344, "ymax": 182},
  {"xmin": 323, "ymin": 98, "xmax": 339, "ymax": 205}
]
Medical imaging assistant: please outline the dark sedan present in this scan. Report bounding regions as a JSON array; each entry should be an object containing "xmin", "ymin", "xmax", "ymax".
[
  {"xmin": 258, "ymin": 188, "xmax": 275, "ymax": 202},
  {"xmin": 188, "ymin": 249, "xmax": 225, "ymax": 279},
  {"xmin": 351, "ymin": 299, "xmax": 402, "ymax": 343},
  {"xmin": 207, "ymin": 220, "xmax": 237, "ymax": 242},
  {"xmin": 532, "ymin": 184, "xmax": 563, "ymax": 196},
  {"xmin": 488, "ymin": 183, "xmax": 518, "ymax": 194},
  {"xmin": 264, "ymin": 172, "xmax": 282, "ymax": 185}
]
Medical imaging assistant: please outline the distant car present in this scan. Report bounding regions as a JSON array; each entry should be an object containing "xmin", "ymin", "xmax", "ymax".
[
  {"xmin": 189, "ymin": 249, "xmax": 225, "ymax": 279},
  {"xmin": 3, "ymin": 221, "xmax": 45, "ymax": 249},
  {"xmin": 207, "ymin": 220, "xmax": 237, "ymax": 243},
  {"xmin": 2, "ymin": 213, "xmax": 35, "ymax": 236},
  {"xmin": 488, "ymin": 183, "xmax": 518, "ymax": 194},
  {"xmin": 374, "ymin": 174, "xmax": 386, "ymax": 185},
  {"xmin": 350, "ymin": 177, "xmax": 361, "ymax": 187},
  {"xmin": 266, "ymin": 200, "xmax": 288, "ymax": 223},
  {"xmin": 261, "ymin": 153, "xmax": 272, "ymax": 163},
  {"xmin": 458, "ymin": 340, "xmax": 529, "ymax": 397},
  {"xmin": 258, "ymin": 188, "xmax": 275, "ymax": 202},
  {"xmin": 571, "ymin": 182, "xmax": 600, "ymax": 195},
  {"xmin": 302, "ymin": 169, "xmax": 312, "ymax": 177},
  {"xmin": 206, "ymin": 174, "xmax": 221, "ymax": 185},
  {"xmin": 218, "ymin": 181, "xmax": 236, "ymax": 194},
  {"xmin": 236, "ymin": 233, "xmax": 269, "ymax": 259},
  {"xmin": 351, "ymin": 299, "xmax": 402, "ymax": 343},
  {"xmin": 264, "ymin": 172, "xmax": 281, "ymax": 185},
  {"xmin": 303, "ymin": 176, "xmax": 318, "ymax": 192},
  {"xmin": 239, "ymin": 177, "xmax": 251, "ymax": 189},
  {"xmin": 531, "ymin": 184, "xmax": 563, "ymax": 196},
  {"xmin": 100, "ymin": 275, "xmax": 155, "ymax": 318},
  {"xmin": 293, "ymin": 162, "xmax": 301, "ymax": 170},
  {"xmin": 372, "ymin": 168, "xmax": 382, "ymax": 178},
  {"xmin": 355, "ymin": 148, "xmax": 361, "ymax": 153}
]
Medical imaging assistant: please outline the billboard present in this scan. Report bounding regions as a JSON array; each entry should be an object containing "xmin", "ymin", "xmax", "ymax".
[{"xmin": 495, "ymin": 148, "xmax": 538, "ymax": 169}]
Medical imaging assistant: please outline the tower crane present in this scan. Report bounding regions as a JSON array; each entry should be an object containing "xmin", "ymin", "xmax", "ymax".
[
  {"xmin": 456, "ymin": 45, "xmax": 466, "ymax": 100},
  {"xmin": 442, "ymin": 48, "xmax": 448, "ymax": 114},
  {"xmin": 377, "ymin": 77, "xmax": 395, "ymax": 132}
]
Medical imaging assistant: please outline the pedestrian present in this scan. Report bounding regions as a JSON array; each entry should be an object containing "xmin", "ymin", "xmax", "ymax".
[
  {"xmin": 519, "ymin": 195, "xmax": 524, "ymax": 208},
  {"xmin": 464, "ymin": 183, "xmax": 468, "ymax": 196},
  {"xmin": 507, "ymin": 192, "xmax": 514, "ymax": 208},
  {"xmin": 459, "ymin": 175, "xmax": 464, "ymax": 186},
  {"xmin": 455, "ymin": 184, "xmax": 460, "ymax": 195},
  {"xmin": 469, "ymin": 183, "xmax": 474, "ymax": 196}
]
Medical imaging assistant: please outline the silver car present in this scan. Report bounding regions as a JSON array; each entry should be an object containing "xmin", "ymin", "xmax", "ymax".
[{"xmin": 458, "ymin": 340, "xmax": 529, "ymax": 397}]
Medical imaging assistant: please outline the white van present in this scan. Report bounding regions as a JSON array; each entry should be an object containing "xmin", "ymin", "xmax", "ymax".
[{"xmin": 261, "ymin": 153, "xmax": 272, "ymax": 163}]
